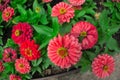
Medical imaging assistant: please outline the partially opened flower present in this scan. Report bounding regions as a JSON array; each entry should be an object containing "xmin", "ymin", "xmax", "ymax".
[
  {"xmin": 11, "ymin": 22, "xmax": 33, "ymax": 45},
  {"xmin": 42, "ymin": 0, "xmax": 52, "ymax": 3},
  {"xmin": 20, "ymin": 40, "xmax": 40, "ymax": 61},
  {"xmin": 51, "ymin": 2, "xmax": 74, "ymax": 24},
  {"xmin": 92, "ymin": 54, "xmax": 115, "ymax": 78},
  {"xmin": 3, "ymin": 48, "xmax": 17, "ymax": 62},
  {"xmin": 15, "ymin": 58, "xmax": 31, "ymax": 74},
  {"xmin": 71, "ymin": 21, "xmax": 98, "ymax": 50},
  {"xmin": 0, "ymin": 61, "xmax": 4, "ymax": 72},
  {"xmin": 0, "ymin": 0, "xmax": 10, "ymax": 11},
  {"xmin": 9, "ymin": 74, "xmax": 21, "ymax": 80},
  {"xmin": 2, "ymin": 7, "xmax": 14, "ymax": 22},
  {"xmin": 68, "ymin": 0, "xmax": 85, "ymax": 6},
  {"xmin": 48, "ymin": 34, "xmax": 82, "ymax": 68}
]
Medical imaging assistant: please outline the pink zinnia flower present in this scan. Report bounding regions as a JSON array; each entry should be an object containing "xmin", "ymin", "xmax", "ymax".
[
  {"xmin": 9, "ymin": 74, "xmax": 21, "ymax": 80},
  {"xmin": 0, "ymin": 0, "xmax": 10, "ymax": 11},
  {"xmin": 15, "ymin": 58, "xmax": 31, "ymax": 74},
  {"xmin": 112, "ymin": 0, "xmax": 120, "ymax": 2},
  {"xmin": 20, "ymin": 40, "xmax": 40, "ymax": 61},
  {"xmin": 92, "ymin": 54, "xmax": 115, "ymax": 78},
  {"xmin": 11, "ymin": 22, "xmax": 33, "ymax": 45},
  {"xmin": 51, "ymin": 2, "xmax": 74, "ymax": 24},
  {"xmin": 2, "ymin": 7, "xmax": 14, "ymax": 22},
  {"xmin": 42, "ymin": 0, "xmax": 52, "ymax": 3},
  {"xmin": 3, "ymin": 48, "xmax": 17, "ymax": 62},
  {"xmin": 68, "ymin": 0, "xmax": 85, "ymax": 6},
  {"xmin": 48, "ymin": 34, "xmax": 82, "ymax": 68},
  {"xmin": 70, "ymin": 21, "xmax": 98, "ymax": 50},
  {"xmin": 0, "ymin": 61, "xmax": 4, "ymax": 72}
]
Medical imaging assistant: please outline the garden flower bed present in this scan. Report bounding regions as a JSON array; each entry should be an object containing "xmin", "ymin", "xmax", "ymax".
[{"xmin": 0, "ymin": 0, "xmax": 120, "ymax": 80}]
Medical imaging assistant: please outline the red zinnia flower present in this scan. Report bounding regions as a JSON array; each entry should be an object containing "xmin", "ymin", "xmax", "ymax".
[
  {"xmin": 2, "ymin": 7, "xmax": 14, "ymax": 22},
  {"xmin": 3, "ymin": 48, "xmax": 17, "ymax": 62},
  {"xmin": 0, "ymin": 61, "xmax": 4, "ymax": 72},
  {"xmin": 0, "ymin": 0, "xmax": 10, "ymax": 11},
  {"xmin": 48, "ymin": 34, "xmax": 82, "ymax": 68},
  {"xmin": 11, "ymin": 22, "xmax": 33, "ymax": 45},
  {"xmin": 42, "ymin": 0, "xmax": 52, "ymax": 3},
  {"xmin": 51, "ymin": 2, "xmax": 74, "ymax": 24},
  {"xmin": 20, "ymin": 40, "xmax": 40, "ymax": 61},
  {"xmin": 71, "ymin": 21, "xmax": 98, "ymax": 50},
  {"xmin": 15, "ymin": 58, "xmax": 31, "ymax": 74},
  {"xmin": 9, "ymin": 74, "xmax": 21, "ymax": 80},
  {"xmin": 68, "ymin": 0, "xmax": 85, "ymax": 6},
  {"xmin": 92, "ymin": 54, "xmax": 115, "ymax": 78}
]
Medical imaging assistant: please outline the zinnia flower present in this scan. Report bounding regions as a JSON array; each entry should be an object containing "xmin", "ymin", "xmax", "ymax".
[
  {"xmin": 112, "ymin": 0, "xmax": 120, "ymax": 2},
  {"xmin": 2, "ymin": 7, "xmax": 14, "ymax": 22},
  {"xmin": 15, "ymin": 58, "xmax": 31, "ymax": 74},
  {"xmin": 9, "ymin": 74, "xmax": 21, "ymax": 80},
  {"xmin": 92, "ymin": 54, "xmax": 115, "ymax": 78},
  {"xmin": 68, "ymin": 0, "xmax": 85, "ymax": 6},
  {"xmin": 11, "ymin": 22, "xmax": 33, "ymax": 45},
  {"xmin": 51, "ymin": 2, "xmax": 74, "ymax": 24},
  {"xmin": 3, "ymin": 48, "xmax": 17, "ymax": 62},
  {"xmin": 0, "ymin": 0, "xmax": 10, "ymax": 11},
  {"xmin": 70, "ymin": 21, "xmax": 98, "ymax": 50},
  {"xmin": 20, "ymin": 40, "xmax": 40, "ymax": 61},
  {"xmin": 0, "ymin": 61, "xmax": 4, "ymax": 72},
  {"xmin": 48, "ymin": 34, "xmax": 82, "ymax": 68},
  {"xmin": 42, "ymin": 0, "xmax": 52, "ymax": 3}
]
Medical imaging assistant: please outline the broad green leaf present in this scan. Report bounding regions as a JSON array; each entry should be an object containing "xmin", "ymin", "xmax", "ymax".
[
  {"xmin": 32, "ymin": 25, "xmax": 53, "ymax": 37},
  {"xmin": 52, "ymin": 17, "xmax": 60, "ymax": 37},
  {"xmin": 17, "ymin": 4, "xmax": 27, "ymax": 16},
  {"xmin": 39, "ymin": 14, "xmax": 48, "ymax": 25}
]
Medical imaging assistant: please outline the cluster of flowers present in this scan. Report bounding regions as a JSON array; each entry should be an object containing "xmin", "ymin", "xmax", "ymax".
[{"xmin": 0, "ymin": 0, "xmax": 117, "ymax": 79}]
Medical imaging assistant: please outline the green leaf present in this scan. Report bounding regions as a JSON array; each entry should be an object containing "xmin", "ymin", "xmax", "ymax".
[
  {"xmin": 39, "ymin": 14, "xmax": 48, "ymax": 25},
  {"xmin": 4, "ymin": 39, "xmax": 18, "ymax": 49},
  {"xmin": 106, "ymin": 37, "xmax": 120, "ymax": 52},
  {"xmin": 47, "ymin": 3, "xmax": 52, "ymax": 14},
  {"xmin": 59, "ymin": 23, "xmax": 72, "ymax": 36},
  {"xmin": 32, "ymin": 25, "xmax": 53, "ymax": 37},
  {"xmin": 76, "ymin": 10, "xmax": 86, "ymax": 18},
  {"xmin": 52, "ymin": 17, "xmax": 60, "ymax": 37},
  {"xmin": 99, "ymin": 10, "xmax": 109, "ymax": 32},
  {"xmin": 17, "ymin": 4, "xmax": 27, "ymax": 16}
]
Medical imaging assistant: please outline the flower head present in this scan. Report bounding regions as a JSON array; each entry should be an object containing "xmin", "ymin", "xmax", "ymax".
[
  {"xmin": 15, "ymin": 58, "xmax": 31, "ymax": 74},
  {"xmin": 42, "ymin": 0, "xmax": 52, "ymax": 3},
  {"xmin": 71, "ymin": 21, "xmax": 98, "ymax": 50},
  {"xmin": 92, "ymin": 54, "xmax": 115, "ymax": 78},
  {"xmin": 112, "ymin": 0, "xmax": 120, "ymax": 2},
  {"xmin": 9, "ymin": 74, "xmax": 21, "ymax": 80},
  {"xmin": 51, "ymin": 2, "xmax": 74, "ymax": 24},
  {"xmin": 68, "ymin": 0, "xmax": 85, "ymax": 6},
  {"xmin": 48, "ymin": 34, "xmax": 82, "ymax": 68},
  {"xmin": 0, "ymin": 61, "xmax": 4, "ymax": 72},
  {"xmin": 11, "ymin": 22, "xmax": 33, "ymax": 45},
  {"xmin": 2, "ymin": 7, "xmax": 14, "ymax": 22},
  {"xmin": 3, "ymin": 48, "xmax": 17, "ymax": 62},
  {"xmin": 0, "ymin": 0, "xmax": 10, "ymax": 11},
  {"xmin": 20, "ymin": 40, "xmax": 40, "ymax": 61}
]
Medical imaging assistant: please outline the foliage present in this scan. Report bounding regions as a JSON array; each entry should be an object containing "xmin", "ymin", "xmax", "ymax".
[{"xmin": 0, "ymin": 0, "xmax": 120, "ymax": 79}]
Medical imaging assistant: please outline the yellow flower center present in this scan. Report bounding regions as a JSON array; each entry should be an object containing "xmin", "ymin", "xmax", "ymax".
[
  {"xmin": 57, "ymin": 47, "xmax": 68, "ymax": 58},
  {"xmin": 60, "ymin": 8, "xmax": 67, "ymax": 15},
  {"xmin": 25, "ymin": 48, "xmax": 32, "ymax": 57},
  {"xmin": 80, "ymin": 31, "xmax": 87, "ymax": 37},
  {"xmin": 35, "ymin": 7, "xmax": 40, "ymax": 13},
  {"xmin": 5, "ymin": 12, "xmax": 10, "ymax": 17},
  {"xmin": 13, "ymin": 78, "xmax": 17, "ymax": 80},
  {"xmin": 103, "ymin": 65, "xmax": 109, "ymax": 72},
  {"xmin": 15, "ymin": 30, "xmax": 22, "ymax": 36},
  {"xmin": 19, "ymin": 63, "xmax": 24, "ymax": 68},
  {"xmin": 95, "ymin": 12, "xmax": 100, "ymax": 20}
]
